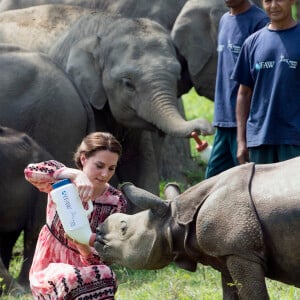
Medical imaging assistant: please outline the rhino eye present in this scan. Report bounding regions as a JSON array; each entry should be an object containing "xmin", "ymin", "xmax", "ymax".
[{"xmin": 120, "ymin": 220, "xmax": 127, "ymax": 235}]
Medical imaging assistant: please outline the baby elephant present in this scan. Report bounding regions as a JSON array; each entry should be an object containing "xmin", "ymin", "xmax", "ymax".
[
  {"xmin": 95, "ymin": 157, "xmax": 300, "ymax": 299},
  {"xmin": 0, "ymin": 126, "xmax": 52, "ymax": 295}
]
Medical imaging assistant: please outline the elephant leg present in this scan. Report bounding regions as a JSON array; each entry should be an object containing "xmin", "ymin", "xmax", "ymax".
[
  {"xmin": 0, "ymin": 256, "xmax": 25, "ymax": 296},
  {"xmin": 117, "ymin": 130, "xmax": 160, "ymax": 195},
  {"xmin": 0, "ymin": 231, "xmax": 20, "ymax": 268},
  {"xmin": 136, "ymin": 131, "xmax": 160, "ymax": 194},
  {"xmin": 226, "ymin": 255, "xmax": 269, "ymax": 300},
  {"xmin": 18, "ymin": 229, "xmax": 33, "ymax": 288},
  {"xmin": 19, "ymin": 194, "xmax": 46, "ymax": 288}
]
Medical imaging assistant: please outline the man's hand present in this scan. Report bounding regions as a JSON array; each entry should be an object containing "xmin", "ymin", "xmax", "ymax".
[{"xmin": 237, "ymin": 141, "xmax": 249, "ymax": 164}]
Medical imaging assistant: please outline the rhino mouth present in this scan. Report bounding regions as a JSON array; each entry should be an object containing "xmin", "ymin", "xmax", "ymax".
[
  {"xmin": 94, "ymin": 237, "xmax": 111, "ymax": 264},
  {"xmin": 94, "ymin": 238, "xmax": 105, "ymax": 249}
]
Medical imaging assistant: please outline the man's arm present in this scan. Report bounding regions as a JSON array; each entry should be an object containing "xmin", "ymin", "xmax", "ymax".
[{"xmin": 236, "ymin": 84, "xmax": 252, "ymax": 164}]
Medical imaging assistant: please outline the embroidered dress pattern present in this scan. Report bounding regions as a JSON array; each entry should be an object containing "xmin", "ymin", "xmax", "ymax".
[{"xmin": 24, "ymin": 160, "xmax": 127, "ymax": 300}]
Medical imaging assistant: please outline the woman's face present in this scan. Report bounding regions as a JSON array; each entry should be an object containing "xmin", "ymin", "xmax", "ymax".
[{"xmin": 80, "ymin": 150, "xmax": 119, "ymax": 190}]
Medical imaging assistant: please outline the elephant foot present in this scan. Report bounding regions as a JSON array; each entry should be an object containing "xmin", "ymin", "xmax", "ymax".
[
  {"xmin": 0, "ymin": 278, "xmax": 27, "ymax": 297},
  {"xmin": 3, "ymin": 287, "xmax": 27, "ymax": 298}
]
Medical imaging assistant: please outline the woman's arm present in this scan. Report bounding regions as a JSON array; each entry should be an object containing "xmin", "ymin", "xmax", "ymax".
[
  {"xmin": 24, "ymin": 160, "xmax": 93, "ymax": 201},
  {"xmin": 24, "ymin": 160, "xmax": 67, "ymax": 193}
]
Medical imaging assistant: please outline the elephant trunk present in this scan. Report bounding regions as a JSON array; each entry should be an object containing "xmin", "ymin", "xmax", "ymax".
[{"xmin": 141, "ymin": 93, "xmax": 213, "ymax": 138}]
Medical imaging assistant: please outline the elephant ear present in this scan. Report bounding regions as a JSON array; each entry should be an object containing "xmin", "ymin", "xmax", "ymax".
[
  {"xmin": 66, "ymin": 36, "xmax": 107, "ymax": 110},
  {"xmin": 171, "ymin": 1, "xmax": 223, "ymax": 77}
]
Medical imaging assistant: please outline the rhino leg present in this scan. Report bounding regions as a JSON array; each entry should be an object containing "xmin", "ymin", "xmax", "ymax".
[
  {"xmin": 225, "ymin": 255, "xmax": 269, "ymax": 300},
  {"xmin": 221, "ymin": 273, "xmax": 239, "ymax": 300}
]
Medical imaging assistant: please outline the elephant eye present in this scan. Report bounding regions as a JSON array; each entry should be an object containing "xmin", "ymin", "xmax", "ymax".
[
  {"xmin": 122, "ymin": 78, "xmax": 135, "ymax": 91},
  {"xmin": 120, "ymin": 220, "xmax": 127, "ymax": 235}
]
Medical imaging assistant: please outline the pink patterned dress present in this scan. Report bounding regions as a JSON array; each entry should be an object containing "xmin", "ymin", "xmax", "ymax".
[{"xmin": 24, "ymin": 160, "xmax": 127, "ymax": 300}]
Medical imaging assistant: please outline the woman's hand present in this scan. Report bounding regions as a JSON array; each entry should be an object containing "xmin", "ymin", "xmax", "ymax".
[
  {"xmin": 75, "ymin": 242, "xmax": 92, "ymax": 258},
  {"xmin": 65, "ymin": 234, "xmax": 92, "ymax": 258},
  {"xmin": 56, "ymin": 168, "xmax": 93, "ymax": 202},
  {"xmin": 72, "ymin": 172, "xmax": 94, "ymax": 202}
]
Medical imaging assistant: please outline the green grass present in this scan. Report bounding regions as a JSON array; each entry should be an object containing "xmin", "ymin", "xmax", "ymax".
[
  {"xmin": 2, "ymin": 88, "xmax": 300, "ymax": 299},
  {"xmin": 114, "ymin": 264, "xmax": 223, "ymax": 300},
  {"xmin": 4, "ymin": 256, "xmax": 300, "ymax": 299},
  {"xmin": 114, "ymin": 265, "xmax": 300, "ymax": 300}
]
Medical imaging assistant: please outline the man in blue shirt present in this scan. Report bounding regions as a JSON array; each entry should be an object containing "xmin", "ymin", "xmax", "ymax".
[
  {"xmin": 232, "ymin": 0, "xmax": 300, "ymax": 164},
  {"xmin": 205, "ymin": 0, "xmax": 269, "ymax": 178}
]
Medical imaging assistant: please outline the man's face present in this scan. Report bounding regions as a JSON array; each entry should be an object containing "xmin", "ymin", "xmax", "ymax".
[{"xmin": 263, "ymin": 0, "xmax": 294, "ymax": 22}]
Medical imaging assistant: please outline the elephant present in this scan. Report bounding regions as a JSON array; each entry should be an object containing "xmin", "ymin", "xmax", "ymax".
[
  {"xmin": 0, "ymin": 44, "xmax": 95, "ymax": 291},
  {"xmin": 0, "ymin": 5, "xmax": 98, "ymax": 53},
  {"xmin": 50, "ymin": 12, "xmax": 214, "ymax": 192},
  {"xmin": 0, "ymin": 0, "xmax": 186, "ymax": 31},
  {"xmin": 0, "ymin": 3, "xmax": 202, "ymax": 185},
  {"xmin": 0, "ymin": 46, "xmax": 91, "ymax": 290},
  {"xmin": 95, "ymin": 157, "xmax": 300, "ymax": 299},
  {"xmin": 0, "ymin": 8, "xmax": 214, "ymax": 194},
  {"xmin": 0, "ymin": 126, "xmax": 53, "ymax": 295},
  {"xmin": 0, "ymin": 44, "xmax": 93, "ymax": 167}
]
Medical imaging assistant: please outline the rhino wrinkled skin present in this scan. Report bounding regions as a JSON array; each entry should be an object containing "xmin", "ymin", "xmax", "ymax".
[{"xmin": 95, "ymin": 157, "xmax": 300, "ymax": 299}]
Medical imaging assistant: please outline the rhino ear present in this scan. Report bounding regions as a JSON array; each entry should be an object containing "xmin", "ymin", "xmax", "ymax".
[
  {"xmin": 120, "ymin": 182, "xmax": 169, "ymax": 216},
  {"xmin": 66, "ymin": 36, "xmax": 107, "ymax": 110},
  {"xmin": 163, "ymin": 182, "xmax": 181, "ymax": 200}
]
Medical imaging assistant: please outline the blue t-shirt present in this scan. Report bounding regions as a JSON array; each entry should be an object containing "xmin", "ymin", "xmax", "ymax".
[
  {"xmin": 232, "ymin": 23, "xmax": 300, "ymax": 147},
  {"xmin": 213, "ymin": 5, "xmax": 268, "ymax": 127}
]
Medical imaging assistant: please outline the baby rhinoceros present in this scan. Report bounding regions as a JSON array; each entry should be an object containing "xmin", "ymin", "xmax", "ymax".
[{"xmin": 95, "ymin": 157, "xmax": 300, "ymax": 300}]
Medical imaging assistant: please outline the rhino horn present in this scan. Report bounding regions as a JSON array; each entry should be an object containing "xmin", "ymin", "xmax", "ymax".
[{"xmin": 119, "ymin": 182, "xmax": 169, "ymax": 216}]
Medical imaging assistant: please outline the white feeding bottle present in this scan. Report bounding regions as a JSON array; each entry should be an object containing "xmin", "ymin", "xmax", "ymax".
[
  {"xmin": 50, "ymin": 179, "xmax": 93, "ymax": 245},
  {"xmin": 191, "ymin": 132, "xmax": 212, "ymax": 164}
]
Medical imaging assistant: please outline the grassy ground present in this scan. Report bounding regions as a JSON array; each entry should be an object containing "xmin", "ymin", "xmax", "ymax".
[
  {"xmin": 2, "ymin": 89, "xmax": 300, "ymax": 299},
  {"xmin": 114, "ymin": 264, "xmax": 300, "ymax": 300},
  {"xmin": 4, "ymin": 257, "xmax": 300, "ymax": 299}
]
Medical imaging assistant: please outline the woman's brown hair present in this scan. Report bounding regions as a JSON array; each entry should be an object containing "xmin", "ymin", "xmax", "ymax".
[{"xmin": 73, "ymin": 132, "xmax": 122, "ymax": 169}]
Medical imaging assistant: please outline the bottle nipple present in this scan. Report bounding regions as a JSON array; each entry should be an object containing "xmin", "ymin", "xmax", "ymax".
[{"xmin": 191, "ymin": 132, "xmax": 212, "ymax": 163}]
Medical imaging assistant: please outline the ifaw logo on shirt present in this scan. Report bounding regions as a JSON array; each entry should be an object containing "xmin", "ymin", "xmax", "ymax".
[
  {"xmin": 227, "ymin": 40, "xmax": 241, "ymax": 54},
  {"xmin": 255, "ymin": 55, "xmax": 298, "ymax": 71},
  {"xmin": 255, "ymin": 61, "xmax": 275, "ymax": 70},
  {"xmin": 280, "ymin": 55, "xmax": 298, "ymax": 69}
]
